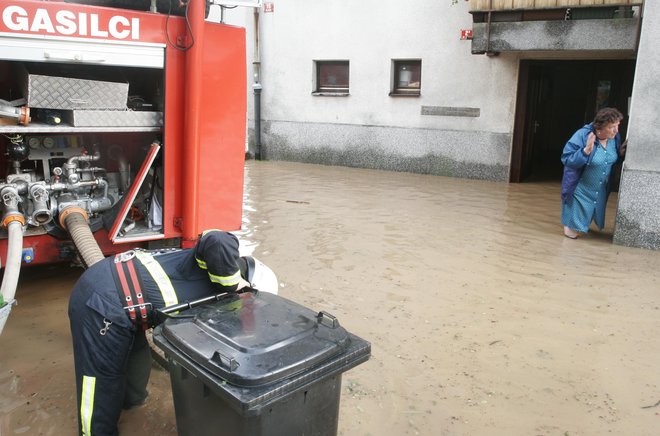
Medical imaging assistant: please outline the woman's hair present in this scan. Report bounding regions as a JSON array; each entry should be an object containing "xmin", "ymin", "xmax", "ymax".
[{"xmin": 593, "ymin": 107, "xmax": 623, "ymax": 130}]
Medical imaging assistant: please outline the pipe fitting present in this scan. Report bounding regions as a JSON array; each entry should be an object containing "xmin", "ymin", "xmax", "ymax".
[
  {"xmin": 17, "ymin": 106, "xmax": 29, "ymax": 126},
  {"xmin": 1, "ymin": 186, "xmax": 20, "ymax": 209},
  {"xmin": 118, "ymin": 156, "xmax": 130, "ymax": 192},
  {"xmin": 29, "ymin": 184, "xmax": 52, "ymax": 225},
  {"xmin": 61, "ymin": 208, "xmax": 104, "ymax": 267},
  {"xmin": 0, "ymin": 104, "xmax": 29, "ymax": 126},
  {"xmin": 58, "ymin": 205, "xmax": 88, "ymax": 228},
  {"xmin": 63, "ymin": 163, "xmax": 80, "ymax": 184},
  {"xmin": 1, "ymin": 186, "xmax": 25, "ymax": 228},
  {"xmin": 67, "ymin": 151, "xmax": 101, "ymax": 167},
  {"xmin": 64, "ymin": 152, "xmax": 100, "ymax": 184},
  {"xmin": 2, "ymin": 213, "xmax": 25, "ymax": 228}
]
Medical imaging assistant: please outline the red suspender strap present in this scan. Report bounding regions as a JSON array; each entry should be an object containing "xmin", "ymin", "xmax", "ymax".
[
  {"xmin": 113, "ymin": 254, "xmax": 150, "ymax": 330},
  {"xmin": 125, "ymin": 260, "xmax": 149, "ymax": 327},
  {"xmin": 114, "ymin": 255, "xmax": 137, "ymax": 324}
]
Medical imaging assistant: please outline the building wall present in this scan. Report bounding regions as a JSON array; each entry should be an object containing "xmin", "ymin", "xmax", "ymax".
[
  {"xmin": 245, "ymin": 0, "xmax": 519, "ymax": 180},
  {"xmin": 222, "ymin": 1, "xmax": 659, "ymax": 250},
  {"xmin": 614, "ymin": 1, "xmax": 660, "ymax": 249}
]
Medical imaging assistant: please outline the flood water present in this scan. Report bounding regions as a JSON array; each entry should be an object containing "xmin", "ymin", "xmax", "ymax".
[{"xmin": 2, "ymin": 160, "xmax": 659, "ymax": 436}]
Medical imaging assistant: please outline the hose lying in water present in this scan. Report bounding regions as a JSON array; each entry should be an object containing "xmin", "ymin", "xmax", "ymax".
[{"xmin": 60, "ymin": 207, "xmax": 105, "ymax": 268}]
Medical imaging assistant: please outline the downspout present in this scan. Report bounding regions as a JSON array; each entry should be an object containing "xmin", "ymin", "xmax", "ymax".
[
  {"xmin": 182, "ymin": 0, "xmax": 206, "ymax": 243},
  {"xmin": 485, "ymin": 0, "xmax": 493, "ymax": 55},
  {"xmin": 634, "ymin": 2, "xmax": 645, "ymax": 53},
  {"xmin": 253, "ymin": 7, "xmax": 262, "ymax": 160}
]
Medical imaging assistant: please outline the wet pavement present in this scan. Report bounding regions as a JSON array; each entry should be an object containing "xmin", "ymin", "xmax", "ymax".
[{"xmin": 1, "ymin": 160, "xmax": 659, "ymax": 435}]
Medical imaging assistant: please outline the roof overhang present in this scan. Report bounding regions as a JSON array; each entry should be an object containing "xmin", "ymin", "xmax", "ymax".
[{"xmin": 471, "ymin": 18, "xmax": 639, "ymax": 55}]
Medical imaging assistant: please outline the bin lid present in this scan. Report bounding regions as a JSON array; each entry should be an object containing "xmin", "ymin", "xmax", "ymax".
[{"xmin": 159, "ymin": 291, "xmax": 352, "ymax": 387}]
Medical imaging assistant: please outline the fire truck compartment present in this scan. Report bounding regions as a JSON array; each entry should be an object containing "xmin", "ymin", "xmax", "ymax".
[
  {"xmin": 0, "ymin": 0, "xmax": 248, "ymax": 266},
  {"xmin": 0, "ymin": 56, "xmax": 166, "ymax": 247}
]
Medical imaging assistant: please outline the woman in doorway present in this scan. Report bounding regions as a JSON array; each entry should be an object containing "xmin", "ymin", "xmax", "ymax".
[{"xmin": 560, "ymin": 107, "xmax": 627, "ymax": 239}]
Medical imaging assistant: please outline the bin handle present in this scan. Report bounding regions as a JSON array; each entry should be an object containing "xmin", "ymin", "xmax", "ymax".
[
  {"xmin": 158, "ymin": 291, "xmax": 233, "ymax": 315},
  {"xmin": 155, "ymin": 289, "xmax": 256, "ymax": 323},
  {"xmin": 317, "ymin": 311, "xmax": 340, "ymax": 329},
  {"xmin": 211, "ymin": 351, "xmax": 240, "ymax": 372}
]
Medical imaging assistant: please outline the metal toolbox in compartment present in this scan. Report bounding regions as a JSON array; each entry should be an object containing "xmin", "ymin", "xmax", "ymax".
[
  {"xmin": 69, "ymin": 110, "xmax": 163, "ymax": 127},
  {"xmin": 19, "ymin": 63, "xmax": 129, "ymax": 110}
]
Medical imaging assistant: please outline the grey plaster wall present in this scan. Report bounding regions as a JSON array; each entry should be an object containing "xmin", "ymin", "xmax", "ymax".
[
  {"xmin": 614, "ymin": 1, "xmax": 660, "ymax": 250},
  {"xmin": 472, "ymin": 18, "xmax": 638, "ymax": 53},
  {"xmin": 257, "ymin": 120, "xmax": 511, "ymax": 181},
  {"xmin": 615, "ymin": 171, "xmax": 660, "ymax": 249}
]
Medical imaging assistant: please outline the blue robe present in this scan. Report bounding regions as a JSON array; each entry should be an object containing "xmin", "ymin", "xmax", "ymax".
[{"xmin": 560, "ymin": 123, "xmax": 621, "ymax": 232}]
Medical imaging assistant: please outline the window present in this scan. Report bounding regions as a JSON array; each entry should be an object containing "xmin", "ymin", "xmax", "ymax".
[
  {"xmin": 314, "ymin": 60, "xmax": 349, "ymax": 95},
  {"xmin": 391, "ymin": 59, "xmax": 421, "ymax": 96}
]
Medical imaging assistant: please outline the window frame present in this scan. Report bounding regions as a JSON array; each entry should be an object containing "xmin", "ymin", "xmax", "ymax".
[
  {"xmin": 390, "ymin": 59, "xmax": 422, "ymax": 97},
  {"xmin": 313, "ymin": 60, "xmax": 350, "ymax": 96}
]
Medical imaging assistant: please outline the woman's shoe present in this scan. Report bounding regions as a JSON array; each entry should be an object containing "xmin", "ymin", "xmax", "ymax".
[{"xmin": 563, "ymin": 226, "xmax": 579, "ymax": 239}]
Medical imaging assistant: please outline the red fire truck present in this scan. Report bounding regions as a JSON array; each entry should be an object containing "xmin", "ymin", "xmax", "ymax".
[{"xmin": 0, "ymin": 0, "xmax": 247, "ymax": 268}]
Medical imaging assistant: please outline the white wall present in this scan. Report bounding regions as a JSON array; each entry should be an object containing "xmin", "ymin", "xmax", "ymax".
[
  {"xmin": 227, "ymin": 1, "xmax": 521, "ymax": 180},
  {"xmin": 256, "ymin": 0, "xmax": 517, "ymax": 133}
]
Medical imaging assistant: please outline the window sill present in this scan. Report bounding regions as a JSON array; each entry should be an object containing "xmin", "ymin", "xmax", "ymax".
[
  {"xmin": 312, "ymin": 92, "xmax": 350, "ymax": 97},
  {"xmin": 389, "ymin": 92, "xmax": 421, "ymax": 97}
]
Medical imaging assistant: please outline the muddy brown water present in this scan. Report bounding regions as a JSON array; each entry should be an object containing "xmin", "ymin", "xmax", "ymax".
[{"xmin": 1, "ymin": 160, "xmax": 659, "ymax": 436}]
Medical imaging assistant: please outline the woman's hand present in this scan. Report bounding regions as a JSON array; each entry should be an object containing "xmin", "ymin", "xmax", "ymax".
[{"xmin": 584, "ymin": 132, "xmax": 596, "ymax": 155}]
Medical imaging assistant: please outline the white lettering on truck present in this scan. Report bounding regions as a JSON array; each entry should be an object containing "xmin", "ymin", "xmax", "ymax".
[
  {"xmin": 55, "ymin": 10, "xmax": 77, "ymax": 36},
  {"xmin": 2, "ymin": 5, "xmax": 140, "ymax": 40}
]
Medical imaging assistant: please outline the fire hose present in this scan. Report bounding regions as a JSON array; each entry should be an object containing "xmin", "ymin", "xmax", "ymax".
[
  {"xmin": 0, "ymin": 188, "xmax": 25, "ymax": 335},
  {"xmin": 60, "ymin": 207, "xmax": 105, "ymax": 268}
]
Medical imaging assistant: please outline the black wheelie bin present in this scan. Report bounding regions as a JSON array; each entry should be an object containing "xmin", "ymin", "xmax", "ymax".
[{"xmin": 152, "ymin": 290, "xmax": 371, "ymax": 436}]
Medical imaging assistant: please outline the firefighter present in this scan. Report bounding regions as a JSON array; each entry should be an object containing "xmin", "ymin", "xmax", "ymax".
[{"xmin": 68, "ymin": 230, "xmax": 250, "ymax": 436}]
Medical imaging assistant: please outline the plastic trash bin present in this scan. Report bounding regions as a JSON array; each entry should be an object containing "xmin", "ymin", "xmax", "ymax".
[{"xmin": 152, "ymin": 290, "xmax": 371, "ymax": 436}]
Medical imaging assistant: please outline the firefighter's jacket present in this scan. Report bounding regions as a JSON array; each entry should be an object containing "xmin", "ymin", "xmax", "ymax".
[{"xmin": 68, "ymin": 230, "xmax": 241, "ymax": 436}]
